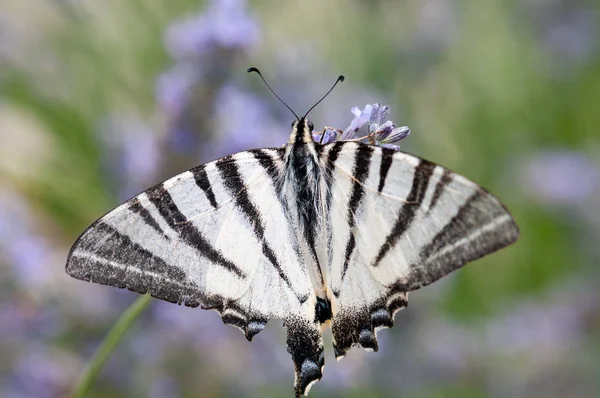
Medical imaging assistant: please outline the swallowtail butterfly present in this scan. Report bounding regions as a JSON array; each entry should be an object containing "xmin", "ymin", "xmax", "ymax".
[{"xmin": 66, "ymin": 69, "xmax": 519, "ymax": 397}]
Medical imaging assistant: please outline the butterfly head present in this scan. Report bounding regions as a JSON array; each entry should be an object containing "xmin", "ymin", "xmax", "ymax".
[{"xmin": 289, "ymin": 118, "xmax": 315, "ymax": 145}]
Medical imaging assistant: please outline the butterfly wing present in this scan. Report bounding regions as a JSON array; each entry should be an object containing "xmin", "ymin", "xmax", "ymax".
[
  {"xmin": 66, "ymin": 148, "xmax": 317, "ymax": 342},
  {"xmin": 319, "ymin": 142, "xmax": 519, "ymax": 357}
]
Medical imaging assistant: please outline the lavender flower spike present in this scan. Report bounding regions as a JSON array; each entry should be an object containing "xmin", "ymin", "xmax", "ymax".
[
  {"xmin": 313, "ymin": 128, "xmax": 339, "ymax": 144},
  {"xmin": 340, "ymin": 104, "xmax": 373, "ymax": 140},
  {"xmin": 367, "ymin": 103, "xmax": 410, "ymax": 149},
  {"xmin": 336, "ymin": 103, "xmax": 410, "ymax": 150},
  {"xmin": 377, "ymin": 124, "xmax": 410, "ymax": 144}
]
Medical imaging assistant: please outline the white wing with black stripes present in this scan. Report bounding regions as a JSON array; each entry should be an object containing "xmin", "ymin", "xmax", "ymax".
[
  {"xmin": 66, "ymin": 148, "xmax": 317, "ymax": 340},
  {"xmin": 319, "ymin": 142, "xmax": 519, "ymax": 357}
]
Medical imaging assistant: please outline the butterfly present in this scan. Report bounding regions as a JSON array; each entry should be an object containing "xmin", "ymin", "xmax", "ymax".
[{"xmin": 66, "ymin": 68, "xmax": 519, "ymax": 397}]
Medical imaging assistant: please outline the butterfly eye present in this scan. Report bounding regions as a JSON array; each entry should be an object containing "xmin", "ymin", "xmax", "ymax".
[{"xmin": 307, "ymin": 121, "xmax": 314, "ymax": 132}]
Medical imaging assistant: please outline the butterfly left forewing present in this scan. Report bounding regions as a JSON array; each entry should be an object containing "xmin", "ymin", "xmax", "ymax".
[
  {"xmin": 320, "ymin": 141, "xmax": 519, "ymax": 358},
  {"xmin": 66, "ymin": 148, "xmax": 318, "ymax": 337}
]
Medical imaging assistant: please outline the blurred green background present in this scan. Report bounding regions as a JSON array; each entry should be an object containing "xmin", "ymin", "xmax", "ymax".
[{"xmin": 1, "ymin": 0, "xmax": 599, "ymax": 397}]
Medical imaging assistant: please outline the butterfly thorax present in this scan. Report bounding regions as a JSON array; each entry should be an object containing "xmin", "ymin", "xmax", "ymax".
[
  {"xmin": 282, "ymin": 119, "xmax": 329, "ymax": 298},
  {"xmin": 284, "ymin": 119, "xmax": 323, "ymax": 226}
]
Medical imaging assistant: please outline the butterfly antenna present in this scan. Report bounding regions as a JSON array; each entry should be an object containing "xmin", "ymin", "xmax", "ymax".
[
  {"xmin": 248, "ymin": 67, "xmax": 299, "ymax": 120},
  {"xmin": 304, "ymin": 75, "xmax": 345, "ymax": 118}
]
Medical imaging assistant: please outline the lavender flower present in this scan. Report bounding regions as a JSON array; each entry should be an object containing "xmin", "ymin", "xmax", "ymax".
[
  {"xmin": 164, "ymin": 0, "xmax": 259, "ymax": 60},
  {"xmin": 523, "ymin": 150, "xmax": 600, "ymax": 206},
  {"xmin": 0, "ymin": 190, "xmax": 53, "ymax": 288},
  {"xmin": 340, "ymin": 104, "xmax": 373, "ymax": 140},
  {"xmin": 367, "ymin": 103, "xmax": 410, "ymax": 149},
  {"xmin": 208, "ymin": 83, "xmax": 281, "ymax": 158},
  {"xmin": 312, "ymin": 128, "xmax": 339, "ymax": 144},
  {"xmin": 326, "ymin": 103, "xmax": 410, "ymax": 150},
  {"xmin": 158, "ymin": 0, "xmax": 263, "ymax": 159},
  {"xmin": 155, "ymin": 64, "xmax": 197, "ymax": 117},
  {"xmin": 4, "ymin": 343, "xmax": 76, "ymax": 398},
  {"xmin": 150, "ymin": 377, "xmax": 181, "ymax": 398},
  {"xmin": 99, "ymin": 115, "xmax": 161, "ymax": 200}
]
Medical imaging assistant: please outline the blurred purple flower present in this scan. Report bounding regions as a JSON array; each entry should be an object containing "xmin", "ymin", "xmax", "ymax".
[
  {"xmin": 416, "ymin": 275, "xmax": 599, "ymax": 385},
  {"xmin": 7, "ymin": 236, "xmax": 52, "ymax": 286},
  {"xmin": 0, "ymin": 190, "xmax": 53, "ymax": 288},
  {"xmin": 544, "ymin": 9, "xmax": 596, "ymax": 65},
  {"xmin": 155, "ymin": 64, "xmax": 197, "ymax": 117},
  {"xmin": 206, "ymin": 83, "xmax": 281, "ymax": 158},
  {"xmin": 153, "ymin": 301, "xmax": 230, "ymax": 344},
  {"xmin": 525, "ymin": 2, "xmax": 599, "ymax": 76},
  {"xmin": 164, "ymin": 0, "xmax": 259, "ymax": 60},
  {"xmin": 150, "ymin": 377, "xmax": 181, "ymax": 398},
  {"xmin": 157, "ymin": 0, "xmax": 264, "ymax": 159},
  {"xmin": 0, "ymin": 303, "xmax": 25, "ymax": 337},
  {"xmin": 99, "ymin": 115, "xmax": 161, "ymax": 200},
  {"xmin": 3, "ymin": 343, "xmax": 76, "ymax": 398},
  {"xmin": 523, "ymin": 150, "xmax": 600, "ymax": 205}
]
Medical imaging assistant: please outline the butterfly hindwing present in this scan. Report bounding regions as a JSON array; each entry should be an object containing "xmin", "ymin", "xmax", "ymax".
[{"xmin": 320, "ymin": 142, "xmax": 519, "ymax": 357}]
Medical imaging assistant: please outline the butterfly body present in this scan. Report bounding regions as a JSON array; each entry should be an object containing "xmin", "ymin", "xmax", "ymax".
[{"xmin": 67, "ymin": 115, "xmax": 518, "ymax": 397}]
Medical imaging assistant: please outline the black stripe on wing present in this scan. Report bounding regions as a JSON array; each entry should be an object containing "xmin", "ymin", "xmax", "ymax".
[
  {"xmin": 250, "ymin": 148, "xmax": 285, "ymax": 191},
  {"xmin": 254, "ymin": 148, "xmax": 326, "ymax": 291},
  {"xmin": 66, "ymin": 221, "xmax": 191, "ymax": 304},
  {"xmin": 322, "ymin": 142, "xmax": 344, "ymax": 201},
  {"xmin": 373, "ymin": 158, "xmax": 436, "ymax": 267},
  {"xmin": 75, "ymin": 222, "xmax": 186, "ymax": 281},
  {"xmin": 377, "ymin": 147, "xmax": 395, "ymax": 193},
  {"xmin": 399, "ymin": 189, "xmax": 519, "ymax": 291},
  {"xmin": 427, "ymin": 168, "xmax": 453, "ymax": 214},
  {"xmin": 421, "ymin": 190, "xmax": 514, "ymax": 260},
  {"xmin": 339, "ymin": 144, "xmax": 374, "ymax": 289},
  {"xmin": 128, "ymin": 197, "xmax": 171, "ymax": 241},
  {"xmin": 146, "ymin": 185, "xmax": 247, "ymax": 279},
  {"xmin": 191, "ymin": 163, "xmax": 219, "ymax": 209},
  {"xmin": 322, "ymin": 142, "xmax": 345, "ymax": 288},
  {"xmin": 215, "ymin": 155, "xmax": 301, "ymax": 300}
]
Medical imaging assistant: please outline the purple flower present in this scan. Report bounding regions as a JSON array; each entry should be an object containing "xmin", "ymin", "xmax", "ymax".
[
  {"xmin": 523, "ymin": 150, "xmax": 600, "ymax": 205},
  {"xmin": 150, "ymin": 377, "xmax": 181, "ymax": 398},
  {"xmin": 329, "ymin": 103, "xmax": 410, "ymax": 150},
  {"xmin": 155, "ymin": 64, "xmax": 197, "ymax": 116},
  {"xmin": 340, "ymin": 104, "xmax": 373, "ymax": 140},
  {"xmin": 3, "ymin": 343, "xmax": 76, "ymax": 398},
  {"xmin": 158, "ymin": 0, "xmax": 264, "ymax": 159},
  {"xmin": 526, "ymin": 3, "xmax": 598, "ymax": 75},
  {"xmin": 99, "ymin": 115, "xmax": 161, "ymax": 200},
  {"xmin": 0, "ymin": 190, "xmax": 53, "ymax": 288},
  {"xmin": 367, "ymin": 103, "xmax": 410, "ymax": 149},
  {"xmin": 312, "ymin": 128, "xmax": 339, "ymax": 144},
  {"xmin": 164, "ymin": 0, "xmax": 259, "ymax": 60},
  {"xmin": 6, "ymin": 235, "xmax": 52, "ymax": 287},
  {"xmin": 205, "ymin": 84, "xmax": 281, "ymax": 159}
]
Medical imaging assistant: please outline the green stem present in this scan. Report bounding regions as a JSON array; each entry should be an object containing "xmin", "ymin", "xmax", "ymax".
[{"xmin": 70, "ymin": 294, "xmax": 152, "ymax": 398}]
